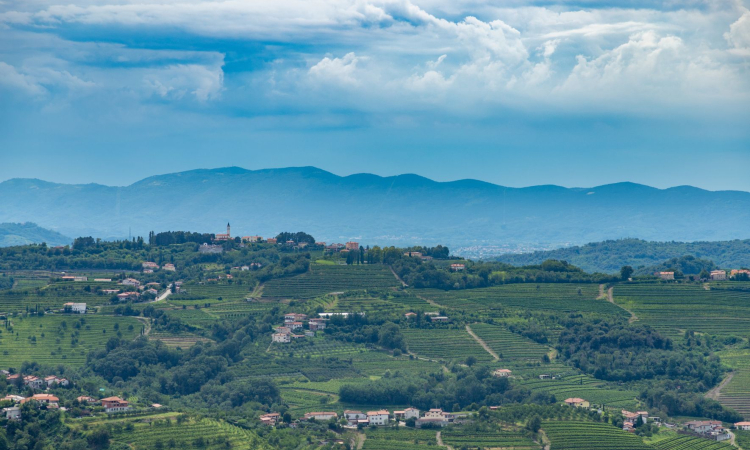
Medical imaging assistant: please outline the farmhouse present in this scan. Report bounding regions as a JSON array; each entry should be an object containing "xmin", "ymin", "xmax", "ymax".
[
  {"xmin": 23, "ymin": 376, "xmax": 44, "ymax": 389},
  {"xmin": 289, "ymin": 322, "xmax": 303, "ymax": 330},
  {"xmin": 2, "ymin": 395, "xmax": 25, "ymax": 403},
  {"xmin": 394, "ymin": 408, "xmax": 420, "ymax": 420},
  {"xmin": 450, "ymin": 264, "xmax": 465, "ymax": 271},
  {"xmin": 63, "ymin": 302, "xmax": 87, "ymax": 314},
  {"xmin": 657, "ymin": 272, "xmax": 675, "ymax": 280},
  {"xmin": 22, "ymin": 394, "xmax": 59, "ymax": 406},
  {"xmin": 44, "ymin": 375, "xmax": 69, "ymax": 387},
  {"xmin": 685, "ymin": 421, "xmax": 723, "ymax": 434},
  {"xmin": 346, "ymin": 242, "xmax": 359, "ymax": 250},
  {"xmin": 404, "ymin": 312, "xmax": 417, "ymax": 318},
  {"xmin": 303, "ymin": 411, "xmax": 338, "ymax": 421},
  {"xmin": 76, "ymin": 396, "xmax": 97, "ymax": 404},
  {"xmin": 142, "ymin": 262, "xmax": 159, "ymax": 270},
  {"xmin": 564, "ymin": 398, "xmax": 590, "ymax": 408},
  {"xmin": 243, "ymin": 236, "xmax": 263, "ymax": 243},
  {"xmin": 272, "ymin": 333, "xmax": 291, "ymax": 343},
  {"xmin": 367, "ymin": 410, "xmax": 390, "ymax": 426},
  {"xmin": 117, "ymin": 292, "xmax": 140, "ymax": 301},
  {"xmin": 493, "ymin": 369, "xmax": 512, "ymax": 377},
  {"xmin": 309, "ymin": 318, "xmax": 327, "ymax": 331},
  {"xmin": 266, "ymin": 238, "xmax": 278, "ymax": 244},
  {"xmin": 736, "ymin": 422, "xmax": 750, "ymax": 431},
  {"xmin": 260, "ymin": 413, "xmax": 281, "ymax": 426},
  {"xmin": 431, "ymin": 316, "xmax": 449, "ymax": 322},
  {"xmin": 121, "ymin": 278, "xmax": 141, "ymax": 287},
  {"xmin": 416, "ymin": 409, "xmax": 449, "ymax": 428},
  {"xmin": 163, "ymin": 263, "xmax": 176, "ymax": 271},
  {"xmin": 102, "ymin": 396, "xmax": 131, "ymax": 413},
  {"xmin": 285, "ymin": 313, "xmax": 307, "ymax": 323},
  {"xmin": 710, "ymin": 270, "xmax": 727, "ymax": 280},
  {"xmin": 344, "ymin": 410, "xmax": 367, "ymax": 424}
]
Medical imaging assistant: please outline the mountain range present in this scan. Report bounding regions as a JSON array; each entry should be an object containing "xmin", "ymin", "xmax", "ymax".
[
  {"xmin": 0, "ymin": 222, "xmax": 71, "ymax": 247},
  {"xmin": 1, "ymin": 166, "xmax": 749, "ymax": 249}
]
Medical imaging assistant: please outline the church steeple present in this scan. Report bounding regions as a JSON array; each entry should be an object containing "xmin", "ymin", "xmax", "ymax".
[{"xmin": 227, "ymin": 222, "xmax": 231, "ymax": 237}]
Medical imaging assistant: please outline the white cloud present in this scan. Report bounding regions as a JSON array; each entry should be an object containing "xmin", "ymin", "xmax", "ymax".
[
  {"xmin": 308, "ymin": 52, "xmax": 362, "ymax": 86},
  {"xmin": 726, "ymin": 10, "xmax": 750, "ymax": 54},
  {"xmin": 0, "ymin": 61, "xmax": 45, "ymax": 95}
]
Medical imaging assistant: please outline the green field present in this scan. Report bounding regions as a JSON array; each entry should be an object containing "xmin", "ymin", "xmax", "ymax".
[
  {"xmin": 441, "ymin": 429, "xmax": 540, "ymax": 449},
  {"xmin": 262, "ymin": 264, "xmax": 399, "ymax": 298},
  {"xmin": 543, "ymin": 421, "xmax": 653, "ymax": 450},
  {"xmin": 0, "ymin": 314, "xmax": 141, "ymax": 368},
  {"xmin": 468, "ymin": 323, "xmax": 551, "ymax": 361},
  {"xmin": 0, "ymin": 280, "xmax": 121, "ymax": 313},
  {"xmin": 107, "ymin": 415, "xmax": 269, "ymax": 450},
  {"xmin": 519, "ymin": 375, "xmax": 638, "ymax": 409},
  {"xmin": 168, "ymin": 283, "xmax": 254, "ymax": 305},
  {"xmin": 362, "ymin": 427, "xmax": 438, "ymax": 450},
  {"xmin": 716, "ymin": 348, "xmax": 750, "ymax": 418},
  {"xmin": 650, "ymin": 435, "xmax": 735, "ymax": 450},
  {"xmin": 418, "ymin": 284, "xmax": 628, "ymax": 317},
  {"xmin": 614, "ymin": 283, "xmax": 750, "ymax": 337},
  {"xmin": 403, "ymin": 328, "xmax": 495, "ymax": 363}
]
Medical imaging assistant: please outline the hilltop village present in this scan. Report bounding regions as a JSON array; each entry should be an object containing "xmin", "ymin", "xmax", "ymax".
[{"xmin": 0, "ymin": 227, "xmax": 749, "ymax": 450}]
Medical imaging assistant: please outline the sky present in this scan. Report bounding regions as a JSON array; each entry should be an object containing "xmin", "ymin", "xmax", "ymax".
[{"xmin": 1, "ymin": 0, "xmax": 749, "ymax": 191}]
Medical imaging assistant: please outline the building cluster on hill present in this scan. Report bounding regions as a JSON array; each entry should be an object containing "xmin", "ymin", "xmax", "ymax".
[
  {"xmin": 684, "ymin": 420, "xmax": 731, "ymax": 441},
  {"xmin": 1, "ymin": 372, "xmax": 72, "ymax": 420},
  {"xmin": 141, "ymin": 261, "xmax": 176, "ymax": 273},
  {"xmin": 272, "ymin": 313, "xmax": 329, "ymax": 343}
]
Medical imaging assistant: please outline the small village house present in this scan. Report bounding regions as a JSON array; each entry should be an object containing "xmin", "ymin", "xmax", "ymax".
[
  {"xmin": 431, "ymin": 316, "xmax": 449, "ymax": 322},
  {"xmin": 657, "ymin": 272, "xmax": 675, "ymax": 280},
  {"xmin": 163, "ymin": 263, "xmax": 176, "ymax": 272},
  {"xmin": 309, "ymin": 318, "xmax": 327, "ymax": 331},
  {"xmin": 260, "ymin": 413, "xmax": 281, "ymax": 426},
  {"xmin": 344, "ymin": 410, "xmax": 367, "ymax": 425},
  {"xmin": 710, "ymin": 270, "xmax": 727, "ymax": 280},
  {"xmin": 416, "ymin": 409, "xmax": 449, "ymax": 428},
  {"xmin": 393, "ymin": 408, "xmax": 420, "ymax": 420},
  {"xmin": 101, "ymin": 396, "xmax": 130, "ymax": 413},
  {"xmin": 63, "ymin": 302, "xmax": 86, "ymax": 314},
  {"xmin": 266, "ymin": 238, "xmax": 278, "ymax": 244},
  {"xmin": 21, "ymin": 394, "xmax": 59, "ymax": 406},
  {"xmin": 117, "ymin": 292, "xmax": 140, "ymax": 301},
  {"xmin": 23, "ymin": 376, "xmax": 44, "ymax": 390},
  {"xmin": 493, "ymin": 369, "xmax": 512, "ymax": 377},
  {"xmin": 272, "ymin": 333, "xmax": 291, "ymax": 343},
  {"xmin": 450, "ymin": 263, "xmax": 465, "ymax": 271},
  {"xmin": 736, "ymin": 422, "xmax": 750, "ymax": 431},
  {"xmin": 76, "ymin": 396, "xmax": 97, "ymax": 404},
  {"xmin": 121, "ymin": 278, "xmax": 141, "ymax": 287},
  {"xmin": 3, "ymin": 406, "xmax": 21, "ymax": 420},
  {"xmin": 367, "ymin": 410, "xmax": 390, "ymax": 426},
  {"xmin": 564, "ymin": 398, "xmax": 590, "ymax": 408},
  {"xmin": 289, "ymin": 322, "xmax": 303, "ymax": 330},
  {"xmin": 142, "ymin": 262, "xmax": 159, "ymax": 270},
  {"xmin": 2, "ymin": 395, "xmax": 25, "ymax": 403},
  {"xmin": 346, "ymin": 241, "xmax": 359, "ymax": 250}
]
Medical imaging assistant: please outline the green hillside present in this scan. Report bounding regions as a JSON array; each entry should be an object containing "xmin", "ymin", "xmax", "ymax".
[{"xmin": 0, "ymin": 222, "xmax": 71, "ymax": 247}]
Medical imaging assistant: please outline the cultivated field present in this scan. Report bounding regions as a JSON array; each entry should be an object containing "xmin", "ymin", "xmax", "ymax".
[
  {"xmin": 614, "ymin": 283, "xmax": 750, "ymax": 336},
  {"xmin": 650, "ymin": 435, "xmax": 735, "ymax": 450},
  {"xmin": 262, "ymin": 264, "xmax": 399, "ymax": 298},
  {"xmin": 403, "ymin": 328, "xmax": 495, "ymax": 363},
  {"xmin": 468, "ymin": 323, "xmax": 550, "ymax": 361},
  {"xmin": 543, "ymin": 421, "xmax": 653, "ymax": 450},
  {"xmin": 0, "ymin": 314, "xmax": 141, "ymax": 368},
  {"xmin": 418, "ymin": 284, "xmax": 628, "ymax": 317}
]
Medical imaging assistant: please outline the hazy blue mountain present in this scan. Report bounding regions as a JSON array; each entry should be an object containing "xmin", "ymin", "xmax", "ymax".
[
  {"xmin": 0, "ymin": 167, "xmax": 749, "ymax": 249},
  {"xmin": 496, "ymin": 239, "xmax": 750, "ymax": 274},
  {"xmin": 0, "ymin": 222, "xmax": 72, "ymax": 247}
]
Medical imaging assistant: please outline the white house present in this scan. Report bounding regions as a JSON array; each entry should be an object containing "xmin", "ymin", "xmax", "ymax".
[
  {"xmin": 3, "ymin": 406, "xmax": 21, "ymax": 420},
  {"xmin": 272, "ymin": 333, "xmax": 291, "ymax": 343},
  {"xmin": 102, "ymin": 397, "xmax": 131, "ymax": 413},
  {"xmin": 367, "ymin": 410, "xmax": 390, "ymax": 426},
  {"xmin": 23, "ymin": 376, "xmax": 44, "ymax": 390},
  {"xmin": 63, "ymin": 302, "xmax": 86, "ymax": 314},
  {"xmin": 394, "ymin": 408, "xmax": 420, "ymax": 420},
  {"xmin": 345, "ymin": 410, "xmax": 367, "ymax": 424},
  {"xmin": 121, "ymin": 278, "xmax": 141, "ymax": 287},
  {"xmin": 163, "ymin": 264, "xmax": 176, "ymax": 272},
  {"xmin": 493, "ymin": 369, "xmax": 512, "ymax": 377},
  {"xmin": 736, "ymin": 422, "xmax": 750, "ymax": 431}
]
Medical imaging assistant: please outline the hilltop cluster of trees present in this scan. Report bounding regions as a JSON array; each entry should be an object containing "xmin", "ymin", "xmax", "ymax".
[
  {"xmin": 275, "ymin": 232, "xmax": 316, "ymax": 245},
  {"xmin": 149, "ymin": 230, "xmax": 214, "ymax": 246}
]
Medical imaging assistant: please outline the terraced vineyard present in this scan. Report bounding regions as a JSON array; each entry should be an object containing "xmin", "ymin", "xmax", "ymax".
[
  {"xmin": 419, "ymin": 284, "xmax": 627, "ymax": 317},
  {"xmin": 363, "ymin": 427, "xmax": 437, "ymax": 450},
  {"xmin": 614, "ymin": 283, "xmax": 750, "ymax": 336},
  {"xmin": 650, "ymin": 435, "xmax": 735, "ymax": 450},
  {"xmin": 169, "ymin": 283, "xmax": 253, "ymax": 304},
  {"xmin": 269, "ymin": 338, "xmax": 364, "ymax": 358},
  {"xmin": 148, "ymin": 331, "xmax": 211, "ymax": 348},
  {"xmin": 262, "ymin": 264, "xmax": 399, "ymax": 298},
  {"xmin": 0, "ymin": 281, "xmax": 120, "ymax": 312},
  {"xmin": 351, "ymin": 352, "xmax": 443, "ymax": 376},
  {"xmin": 163, "ymin": 307, "xmax": 220, "ymax": 328},
  {"xmin": 441, "ymin": 429, "xmax": 540, "ymax": 449},
  {"xmin": 543, "ymin": 421, "xmax": 653, "ymax": 450},
  {"xmin": 519, "ymin": 377, "xmax": 638, "ymax": 409},
  {"xmin": 0, "ymin": 314, "xmax": 141, "ymax": 368},
  {"xmin": 716, "ymin": 349, "xmax": 750, "ymax": 418},
  {"xmin": 403, "ymin": 328, "xmax": 495, "ymax": 363},
  {"xmin": 108, "ymin": 415, "xmax": 269, "ymax": 449},
  {"xmin": 469, "ymin": 323, "xmax": 550, "ymax": 361}
]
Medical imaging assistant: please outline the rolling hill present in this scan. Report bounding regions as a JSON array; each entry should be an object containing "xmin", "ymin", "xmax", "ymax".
[
  {"xmin": 0, "ymin": 222, "xmax": 71, "ymax": 247},
  {"xmin": 0, "ymin": 167, "xmax": 748, "ymax": 248}
]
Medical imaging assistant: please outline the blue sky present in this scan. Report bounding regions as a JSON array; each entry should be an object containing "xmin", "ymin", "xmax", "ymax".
[{"xmin": 1, "ymin": 0, "xmax": 749, "ymax": 190}]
